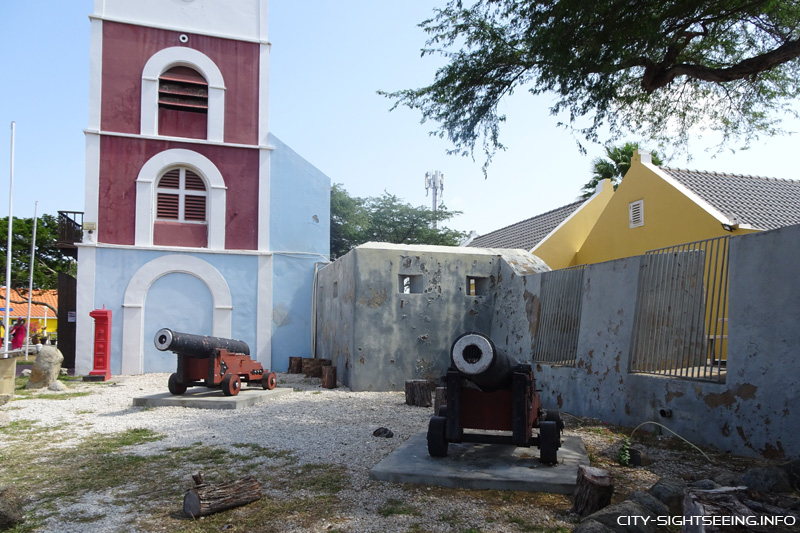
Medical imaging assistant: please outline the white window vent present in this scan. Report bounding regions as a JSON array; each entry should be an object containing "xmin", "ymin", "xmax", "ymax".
[{"xmin": 629, "ymin": 200, "xmax": 644, "ymax": 228}]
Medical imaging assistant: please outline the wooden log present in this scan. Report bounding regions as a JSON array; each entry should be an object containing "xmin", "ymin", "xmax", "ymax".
[
  {"xmin": 433, "ymin": 387, "xmax": 446, "ymax": 415},
  {"xmin": 321, "ymin": 366, "xmax": 337, "ymax": 389},
  {"xmin": 572, "ymin": 465, "xmax": 614, "ymax": 517},
  {"xmin": 183, "ymin": 473, "xmax": 262, "ymax": 518},
  {"xmin": 288, "ymin": 357, "xmax": 303, "ymax": 374},
  {"xmin": 404, "ymin": 379, "xmax": 432, "ymax": 407},
  {"xmin": 302, "ymin": 358, "xmax": 331, "ymax": 378}
]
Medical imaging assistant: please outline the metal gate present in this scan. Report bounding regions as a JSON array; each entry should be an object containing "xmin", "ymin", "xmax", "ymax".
[
  {"xmin": 630, "ymin": 236, "xmax": 729, "ymax": 381},
  {"xmin": 532, "ymin": 265, "xmax": 585, "ymax": 366}
]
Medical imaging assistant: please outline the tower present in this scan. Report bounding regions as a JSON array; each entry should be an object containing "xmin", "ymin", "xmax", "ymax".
[{"xmin": 75, "ymin": 0, "xmax": 330, "ymax": 375}]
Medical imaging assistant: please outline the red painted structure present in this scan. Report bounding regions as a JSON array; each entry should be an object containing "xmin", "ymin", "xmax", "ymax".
[{"xmin": 88, "ymin": 308, "xmax": 112, "ymax": 381}]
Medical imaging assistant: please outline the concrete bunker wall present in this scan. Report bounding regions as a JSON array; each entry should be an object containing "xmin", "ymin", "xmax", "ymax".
[{"xmin": 492, "ymin": 224, "xmax": 800, "ymax": 460}]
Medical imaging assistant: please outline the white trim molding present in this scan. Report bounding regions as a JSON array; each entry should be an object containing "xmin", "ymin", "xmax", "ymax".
[
  {"xmin": 141, "ymin": 47, "xmax": 226, "ymax": 142},
  {"xmin": 120, "ymin": 254, "xmax": 233, "ymax": 374},
  {"xmin": 135, "ymin": 149, "xmax": 227, "ymax": 249}
]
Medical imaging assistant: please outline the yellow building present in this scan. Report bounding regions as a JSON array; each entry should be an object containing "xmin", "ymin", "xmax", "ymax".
[{"xmin": 470, "ymin": 151, "xmax": 800, "ymax": 269}]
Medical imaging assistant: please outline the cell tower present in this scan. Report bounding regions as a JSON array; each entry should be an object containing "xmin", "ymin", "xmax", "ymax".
[{"xmin": 425, "ymin": 170, "xmax": 444, "ymax": 229}]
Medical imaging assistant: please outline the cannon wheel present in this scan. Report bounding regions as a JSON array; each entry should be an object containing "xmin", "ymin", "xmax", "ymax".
[
  {"xmin": 427, "ymin": 416, "xmax": 449, "ymax": 457},
  {"xmin": 538, "ymin": 421, "xmax": 559, "ymax": 464},
  {"xmin": 545, "ymin": 409, "xmax": 565, "ymax": 432},
  {"xmin": 168, "ymin": 373, "xmax": 187, "ymax": 395},
  {"xmin": 262, "ymin": 372, "xmax": 277, "ymax": 390},
  {"xmin": 221, "ymin": 374, "xmax": 241, "ymax": 396}
]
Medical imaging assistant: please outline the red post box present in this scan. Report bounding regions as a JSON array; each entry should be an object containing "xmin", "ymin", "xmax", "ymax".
[{"xmin": 88, "ymin": 307, "xmax": 112, "ymax": 381}]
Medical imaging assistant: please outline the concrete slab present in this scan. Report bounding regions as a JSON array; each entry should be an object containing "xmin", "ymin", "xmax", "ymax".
[
  {"xmin": 370, "ymin": 432, "xmax": 588, "ymax": 493},
  {"xmin": 132, "ymin": 386, "xmax": 292, "ymax": 410}
]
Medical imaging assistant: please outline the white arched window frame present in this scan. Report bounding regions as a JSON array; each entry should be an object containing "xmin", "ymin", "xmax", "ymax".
[
  {"xmin": 136, "ymin": 149, "xmax": 227, "ymax": 249},
  {"xmin": 141, "ymin": 47, "xmax": 226, "ymax": 142}
]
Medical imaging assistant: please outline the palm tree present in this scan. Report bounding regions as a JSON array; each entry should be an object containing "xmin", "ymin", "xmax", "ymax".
[{"xmin": 580, "ymin": 142, "xmax": 663, "ymax": 199}]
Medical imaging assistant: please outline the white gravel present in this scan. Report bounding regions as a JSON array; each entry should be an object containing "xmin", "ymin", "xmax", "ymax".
[{"xmin": 6, "ymin": 373, "xmax": 536, "ymax": 532}]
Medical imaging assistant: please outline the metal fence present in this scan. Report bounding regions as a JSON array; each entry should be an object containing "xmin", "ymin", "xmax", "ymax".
[
  {"xmin": 532, "ymin": 265, "xmax": 586, "ymax": 366},
  {"xmin": 630, "ymin": 236, "xmax": 730, "ymax": 381}
]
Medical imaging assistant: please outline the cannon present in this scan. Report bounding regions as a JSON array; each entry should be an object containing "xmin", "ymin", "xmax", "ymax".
[
  {"xmin": 154, "ymin": 328, "xmax": 277, "ymax": 396},
  {"xmin": 427, "ymin": 332, "xmax": 564, "ymax": 463}
]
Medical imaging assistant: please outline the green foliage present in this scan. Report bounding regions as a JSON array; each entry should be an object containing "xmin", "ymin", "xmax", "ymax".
[
  {"xmin": 580, "ymin": 142, "xmax": 664, "ymax": 198},
  {"xmin": 377, "ymin": 498, "xmax": 420, "ymax": 517},
  {"xmin": 0, "ymin": 214, "xmax": 76, "ymax": 290},
  {"xmin": 618, "ymin": 437, "xmax": 632, "ymax": 467},
  {"xmin": 330, "ymin": 184, "xmax": 466, "ymax": 259},
  {"xmin": 382, "ymin": 0, "xmax": 800, "ymax": 173}
]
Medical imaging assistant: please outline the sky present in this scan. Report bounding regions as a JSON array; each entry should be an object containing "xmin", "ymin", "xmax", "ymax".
[{"xmin": 1, "ymin": 1, "xmax": 799, "ymax": 237}]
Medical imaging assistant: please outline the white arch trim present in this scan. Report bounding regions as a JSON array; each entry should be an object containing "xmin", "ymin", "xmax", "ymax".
[
  {"xmin": 120, "ymin": 254, "xmax": 233, "ymax": 375},
  {"xmin": 141, "ymin": 46, "xmax": 226, "ymax": 142},
  {"xmin": 135, "ymin": 149, "xmax": 227, "ymax": 249}
]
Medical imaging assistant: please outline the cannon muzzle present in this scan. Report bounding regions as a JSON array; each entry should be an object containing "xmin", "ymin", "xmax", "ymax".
[
  {"xmin": 154, "ymin": 328, "xmax": 250, "ymax": 358},
  {"xmin": 450, "ymin": 332, "xmax": 512, "ymax": 391}
]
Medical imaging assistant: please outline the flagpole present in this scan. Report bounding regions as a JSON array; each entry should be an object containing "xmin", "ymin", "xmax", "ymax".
[
  {"xmin": 3, "ymin": 121, "xmax": 14, "ymax": 355},
  {"xmin": 24, "ymin": 201, "xmax": 38, "ymax": 360}
]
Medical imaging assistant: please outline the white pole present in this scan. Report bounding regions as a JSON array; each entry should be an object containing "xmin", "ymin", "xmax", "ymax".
[
  {"xmin": 23, "ymin": 201, "xmax": 38, "ymax": 360},
  {"xmin": 3, "ymin": 122, "xmax": 14, "ymax": 355}
]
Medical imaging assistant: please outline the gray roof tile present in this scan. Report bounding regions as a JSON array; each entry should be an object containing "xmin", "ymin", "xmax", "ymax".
[
  {"xmin": 660, "ymin": 167, "xmax": 800, "ymax": 230},
  {"xmin": 467, "ymin": 200, "xmax": 584, "ymax": 249}
]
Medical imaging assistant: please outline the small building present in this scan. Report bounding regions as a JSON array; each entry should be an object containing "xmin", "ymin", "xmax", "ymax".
[
  {"xmin": 0, "ymin": 288, "xmax": 58, "ymax": 344},
  {"xmin": 72, "ymin": 0, "xmax": 330, "ymax": 376},
  {"xmin": 314, "ymin": 242, "xmax": 549, "ymax": 391}
]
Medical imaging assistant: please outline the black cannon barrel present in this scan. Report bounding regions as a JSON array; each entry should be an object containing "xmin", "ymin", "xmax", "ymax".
[
  {"xmin": 450, "ymin": 332, "xmax": 512, "ymax": 391},
  {"xmin": 154, "ymin": 328, "xmax": 250, "ymax": 358}
]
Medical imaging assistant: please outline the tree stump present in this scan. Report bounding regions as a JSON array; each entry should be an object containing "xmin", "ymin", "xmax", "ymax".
[
  {"xmin": 183, "ymin": 473, "xmax": 262, "ymax": 518},
  {"xmin": 404, "ymin": 380, "xmax": 432, "ymax": 407},
  {"xmin": 433, "ymin": 387, "xmax": 446, "ymax": 415},
  {"xmin": 302, "ymin": 358, "xmax": 331, "ymax": 378},
  {"xmin": 288, "ymin": 357, "xmax": 303, "ymax": 374},
  {"xmin": 321, "ymin": 366, "xmax": 337, "ymax": 389},
  {"xmin": 572, "ymin": 465, "xmax": 614, "ymax": 517}
]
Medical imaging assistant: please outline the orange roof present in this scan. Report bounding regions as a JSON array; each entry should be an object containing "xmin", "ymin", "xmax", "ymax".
[{"xmin": 0, "ymin": 287, "xmax": 58, "ymax": 320}]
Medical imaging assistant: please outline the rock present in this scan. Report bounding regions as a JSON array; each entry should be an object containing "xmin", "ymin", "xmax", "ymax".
[
  {"xmin": 48, "ymin": 380, "xmax": 68, "ymax": 392},
  {"xmin": 372, "ymin": 427, "xmax": 393, "ymax": 438},
  {"xmin": 60, "ymin": 368, "xmax": 68, "ymax": 376},
  {"xmin": 584, "ymin": 500, "xmax": 656, "ymax": 533},
  {"xmin": 628, "ymin": 490, "xmax": 669, "ymax": 517},
  {"xmin": 689, "ymin": 479, "xmax": 720, "ymax": 490},
  {"xmin": 628, "ymin": 448, "xmax": 653, "ymax": 467},
  {"xmin": 740, "ymin": 466, "xmax": 792, "ymax": 493},
  {"xmin": 781, "ymin": 460, "xmax": 800, "ymax": 490},
  {"xmin": 0, "ymin": 485, "xmax": 24, "ymax": 529},
  {"xmin": 0, "ymin": 412, "xmax": 9, "ymax": 428},
  {"xmin": 573, "ymin": 518, "xmax": 616, "ymax": 532},
  {"xmin": 713, "ymin": 471, "xmax": 741, "ymax": 487},
  {"xmin": 649, "ymin": 477, "xmax": 686, "ymax": 515},
  {"xmin": 21, "ymin": 369, "xmax": 31, "ymax": 377},
  {"xmin": 25, "ymin": 346, "xmax": 64, "ymax": 390},
  {"xmin": 0, "ymin": 394, "xmax": 10, "ymax": 407}
]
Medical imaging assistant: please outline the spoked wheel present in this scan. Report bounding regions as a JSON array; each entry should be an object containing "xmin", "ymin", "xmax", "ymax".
[
  {"xmin": 221, "ymin": 374, "xmax": 241, "ymax": 396},
  {"xmin": 538, "ymin": 421, "xmax": 559, "ymax": 464},
  {"xmin": 427, "ymin": 416, "xmax": 449, "ymax": 457},
  {"xmin": 168, "ymin": 373, "xmax": 187, "ymax": 396},
  {"xmin": 262, "ymin": 372, "xmax": 277, "ymax": 390}
]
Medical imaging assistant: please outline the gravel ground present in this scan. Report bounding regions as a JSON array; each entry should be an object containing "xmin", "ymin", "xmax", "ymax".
[{"xmin": 1, "ymin": 373, "xmax": 764, "ymax": 532}]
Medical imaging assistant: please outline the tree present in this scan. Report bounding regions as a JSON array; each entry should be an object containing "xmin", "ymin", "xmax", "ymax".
[
  {"xmin": 330, "ymin": 184, "xmax": 467, "ymax": 259},
  {"xmin": 580, "ymin": 142, "xmax": 664, "ymax": 198},
  {"xmin": 382, "ymin": 0, "xmax": 800, "ymax": 173},
  {"xmin": 0, "ymin": 214, "xmax": 76, "ymax": 292}
]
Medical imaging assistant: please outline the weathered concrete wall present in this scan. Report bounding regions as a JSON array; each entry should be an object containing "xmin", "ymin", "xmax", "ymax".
[
  {"xmin": 315, "ymin": 243, "xmax": 549, "ymax": 391},
  {"xmin": 491, "ymin": 224, "xmax": 800, "ymax": 460}
]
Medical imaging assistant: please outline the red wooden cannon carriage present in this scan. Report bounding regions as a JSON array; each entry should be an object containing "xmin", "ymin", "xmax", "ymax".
[{"xmin": 427, "ymin": 332, "xmax": 564, "ymax": 463}]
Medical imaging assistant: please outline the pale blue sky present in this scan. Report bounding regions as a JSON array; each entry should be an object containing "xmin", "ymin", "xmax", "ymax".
[{"xmin": 1, "ymin": 1, "xmax": 798, "ymax": 236}]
